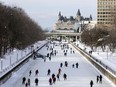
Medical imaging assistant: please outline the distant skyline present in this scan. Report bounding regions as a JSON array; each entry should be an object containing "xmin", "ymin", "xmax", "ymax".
[{"xmin": 0, "ymin": 0, "xmax": 97, "ymax": 30}]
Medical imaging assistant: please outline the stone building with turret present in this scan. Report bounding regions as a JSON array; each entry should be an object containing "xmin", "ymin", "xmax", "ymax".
[{"xmin": 54, "ymin": 9, "xmax": 93, "ymax": 32}]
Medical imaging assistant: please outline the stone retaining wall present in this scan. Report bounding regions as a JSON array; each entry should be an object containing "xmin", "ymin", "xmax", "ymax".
[
  {"xmin": 0, "ymin": 41, "xmax": 48, "ymax": 85},
  {"xmin": 71, "ymin": 43, "xmax": 116, "ymax": 85}
]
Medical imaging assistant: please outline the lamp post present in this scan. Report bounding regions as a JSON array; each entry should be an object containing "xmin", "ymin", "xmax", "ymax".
[
  {"xmin": 17, "ymin": 53, "xmax": 18, "ymax": 61},
  {"xmin": 24, "ymin": 49, "xmax": 26, "ymax": 56},
  {"xmin": 10, "ymin": 56, "xmax": 11, "ymax": 65},
  {"xmin": 107, "ymin": 47, "xmax": 108, "ymax": 59},
  {"xmin": 21, "ymin": 50, "xmax": 23, "ymax": 58},
  {"xmin": 31, "ymin": 45, "xmax": 34, "ymax": 53},
  {"xmin": 1, "ymin": 59, "xmax": 3, "ymax": 70},
  {"xmin": 97, "ymin": 47, "xmax": 99, "ymax": 55}
]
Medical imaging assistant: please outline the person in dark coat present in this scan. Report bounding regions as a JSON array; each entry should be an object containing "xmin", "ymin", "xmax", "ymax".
[
  {"xmin": 35, "ymin": 69, "xmax": 39, "ymax": 76},
  {"xmin": 49, "ymin": 56, "xmax": 51, "ymax": 61},
  {"xmin": 53, "ymin": 77, "xmax": 56, "ymax": 84},
  {"xmin": 64, "ymin": 52, "xmax": 67, "ymax": 56},
  {"xmin": 44, "ymin": 57, "xmax": 46, "ymax": 62},
  {"xmin": 72, "ymin": 64, "xmax": 75, "ymax": 68},
  {"xmin": 52, "ymin": 73, "xmax": 55, "ymax": 79},
  {"xmin": 60, "ymin": 63, "xmax": 63, "ymax": 68},
  {"xmin": 22, "ymin": 77, "xmax": 26, "ymax": 84},
  {"xmin": 99, "ymin": 75, "xmax": 102, "ymax": 83},
  {"xmin": 25, "ymin": 82, "xmax": 28, "ymax": 87},
  {"xmin": 56, "ymin": 73, "xmax": 60, "ymax": 80},
  {"xmin": 29, "ymin": 70, "xmax": 32, "ymax": 76},
  {"xmin": 96, "ymin": 75, "xmax": 99, "ymax": 83},
  {"xmin": 49, "ymin": 78, "xmax": 52, "ymax": 85},
  {"xmin": 63, "ymin": 73, "xmax": 67, "ymax": 80},
  {"xmin": 90, "ymin": 80, "xmax": 94, "ymax": 87},
  {"xmin": 47, "ymin": 53, "xmax": 49, "ymax": 57},
  {"xmin": 58, "ymin": 68, "xmax": 62, "ymax": 75},
  {"xmin": 27, "ymin": 78, "xmax": 30, "ymax": 86},
  {"xmin": 35, "ymin": 78, "xmax": 39, "ymax": 86},
  {"xmin": 76, "ymin": 62, "xmax": 79, "ymax": 68},
  {"xmin": 65, "ymin": 61, "xmax": 68, "ymax": 67},
  {"xmin": 47, "ymin": 69, "xmax": 51, "ymax": 75}
]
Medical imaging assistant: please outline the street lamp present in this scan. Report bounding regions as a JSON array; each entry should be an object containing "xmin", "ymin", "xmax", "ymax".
[
  {"xmin": 21, "ymin": 50, "xmax": 23, "ymax": 58},
  {"xmin": 0, "ymin": 59, "xmax": 3, "ymax": 70},
  {"xmin": 17, "ymin": 53, "xmax": 18, "ymax": 61},
  {"xmin": 10, "ymin": 56, "xmax": 11, "ymax": 65},
  {"xmin": 31, "ymin": 45, "xmax": 34, "ymax": 53},
  {"xmin": 24, "ymin": 49, "xmax": 26, "ymax": 56},
  {"xmin": 106, "ymin": 47, "xmax": 109, "ymax": 59}
]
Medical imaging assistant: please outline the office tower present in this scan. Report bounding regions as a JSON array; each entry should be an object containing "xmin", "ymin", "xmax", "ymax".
[{"xmin": 97, "ymin": 0, "xmax": 116, "ymax": 25}]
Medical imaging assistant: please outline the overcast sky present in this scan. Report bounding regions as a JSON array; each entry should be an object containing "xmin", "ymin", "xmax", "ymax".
[{"xmin": 0, "ymin": 0, "xmax": 97, "ymax": 29}]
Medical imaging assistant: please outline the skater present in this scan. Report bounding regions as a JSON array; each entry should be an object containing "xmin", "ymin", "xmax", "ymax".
[
  {"xmin": 25, "ymin": 82, "xmax": 28, "ymax": 87},
  {"xmin": 35, "ymin": 78, "xmax": 39, "ymax": 86},
  {"xmin": 29, "ymin": 70, "xmax": 32, "ymax": 76},
  {"xmin": 75, "ymin": 62, "xmax": 79, "ymax": 68},
  {"xmin": 53, "ymin": 77, "xmax": 56, "ymax": 84},
  {"xmin": 47, "ymin": 69, "xmax": 51, "ymax": 75},
  {"xmin": 96, "ymin": 75, "xmax": 99, "ymax": 83},
  {"xmin": 35, "ymin": 69, "xmax": 39, "ymax": 76},
  {"xmin": 49, "ymin": 78, "xmax": 52, "ymax": 85},
  {"xmin": 64, "ymin": 52, "xmax": 67, "ymax": 56},
  {"xmin": 65, "ymin": 61, "xmax": 68, "ymax": 67},
  {"xmin": 52, "ymin": 73, "xmax": 55, "ymax": 79},
  {"xmin": 99, "ymin": 75, "xmax": 102, "ymax": 83},
  {"xmin": 56, "ymin": 73, "xmax": 60, "ymax": 80},
  {"xmin": 27, "ymin": 78, "xmax": 30, "ymax": 86},
  {"xmin": 63, "ymin": 73, "xmax": 67, "ymax": 80},
  {"xmin": 49, "ymin": 56, "xmax": 51, "ymax": 61},
  {"xmin": 22, "ymin": 77, "xmax": 26, "ymax": 84},
  {"xmin": 54, "ymin": 50, "xmax": 57, "ymax": 56},
  {"xmin": 72, "ymin": 64, "xmax": 75, "ymax": 68},
  {"xmin": 60, "ymin": 63, "xmax": 63, "ymax": 68},
  {"xmin": 90, "ymin": 80, "xmax": 94, "ymax": 87},
  {"xmin": 44, "ymin": 57, "xmax": 46, "ymax": 62},
  {"xmin": 47, "ymin": 53, "xmax": 49, "ymax": 57},
  {"xmin": 33, "ymin": 50, "xmax": 36, "ymax": 59},
  {"xmin": 58, "ymin": 68, "xmax": 62, "ymax": 74}
]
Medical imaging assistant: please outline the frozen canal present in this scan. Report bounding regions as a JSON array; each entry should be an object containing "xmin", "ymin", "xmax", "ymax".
[{"xmin": 1, "ymin": 41, "xmax": 115, "ymax": 87}]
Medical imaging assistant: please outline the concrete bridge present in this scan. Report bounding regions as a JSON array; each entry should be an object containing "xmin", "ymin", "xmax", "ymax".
[{"xmin": 45, "ymin": 32, "xmax": 82, "ymax": 41}]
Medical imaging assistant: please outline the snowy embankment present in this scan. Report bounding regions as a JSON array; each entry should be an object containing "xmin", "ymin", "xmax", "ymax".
[
  {"xmin": 74, "ymin": 41, "xmax": 116, "ymax": 76},
  {"xmin": 1, "ymin": 41, "xmax": 115, "ymax": 87},
  {"xmin": 0, "ymin": 40, "xmax": 48, "ymax": 79}
]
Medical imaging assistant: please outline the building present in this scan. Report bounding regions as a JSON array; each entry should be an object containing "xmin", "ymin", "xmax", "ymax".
[
  {"xmin": 47, "ymin": 10, "xmax": 96, "ymax": 41},
  {"xmin": 74, "ymin": 21, "xmax": 97, "ymax": 32},
  {"xmin": 53, "ymin": 10, "xmax": 92, "ymax": 32},
  {"xmin": 97, "ymin": 0, "xmax": 116, "ymax": 26}
]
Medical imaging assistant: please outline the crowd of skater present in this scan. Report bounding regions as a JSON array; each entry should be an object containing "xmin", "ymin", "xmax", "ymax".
[{"xmin": 21, "ymin": 41, "xmax": 103, "ymax": 87}]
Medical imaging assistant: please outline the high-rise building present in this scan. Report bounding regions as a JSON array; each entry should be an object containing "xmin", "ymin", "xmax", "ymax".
[{"xmin": 97, "ymin": 0, "xmax": 116, "ymax": 25}]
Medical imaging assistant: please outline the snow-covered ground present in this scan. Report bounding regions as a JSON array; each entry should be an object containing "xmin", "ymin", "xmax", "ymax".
[
  {"xmin": 0, "ymin": 40, "xmax": 47, "ymax": 78},
  {"xmin": 74, "ymin": 41, "xmax": 116, "ymax": 75},
  {"xmin": 1, "ymin": 41, "xmax": 115, "ymax": 87}
]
